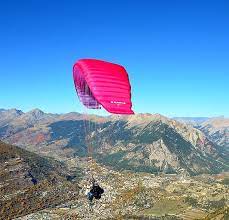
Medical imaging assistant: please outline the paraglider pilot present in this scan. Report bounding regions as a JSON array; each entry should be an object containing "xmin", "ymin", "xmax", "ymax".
[{"xmin": 87, "ymin": 180, "xmax": 104, "ymax": 203}]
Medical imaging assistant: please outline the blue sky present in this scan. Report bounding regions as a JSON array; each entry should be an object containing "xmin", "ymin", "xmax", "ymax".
[{"xmin": 0, "ymin": 0, "xmax": 228, "ymax": 117}]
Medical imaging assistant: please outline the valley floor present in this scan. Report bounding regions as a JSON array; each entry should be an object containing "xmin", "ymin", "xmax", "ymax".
[{"xmin": 15, "ymin": 158, "xmax": 229, "ymax": 220}]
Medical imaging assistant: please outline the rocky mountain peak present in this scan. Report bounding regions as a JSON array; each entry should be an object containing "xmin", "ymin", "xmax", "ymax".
[
  {"xmin": 27, "ymin": 108, "xmax": 45, "ymax": 117},
  {"xmin": 8, "ymin": 108, "xmax": 24, "ymax": 116},
  {"xmin": 124, "ymin": 113, "xmax": 170, "ymax": 128},
  {"xmin": 202, "ymin": 117, "xmax": 229, "ymax": 128},
  {"xmin": 12, "ymin": 108, "xmax": 47, "ymax": 126},
  {"xmin": 0, "ymin": 108, "xmax": 24, "ymax": 125}
]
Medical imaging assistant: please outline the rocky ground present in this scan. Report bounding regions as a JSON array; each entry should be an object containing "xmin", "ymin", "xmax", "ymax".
[{"xmin": 16, "ymin": 158, "xmax": 229, "ymax": 220}]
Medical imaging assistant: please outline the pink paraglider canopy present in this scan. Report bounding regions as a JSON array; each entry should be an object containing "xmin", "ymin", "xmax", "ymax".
[{"xmin": 73, "ymin": 59, "xmax": 134, "ymax": 114}]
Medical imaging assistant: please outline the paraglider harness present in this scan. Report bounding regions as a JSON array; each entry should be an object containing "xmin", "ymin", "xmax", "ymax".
[{"xmin": 87, "ymin": 180, "xmax": 104, "ymax": 202}]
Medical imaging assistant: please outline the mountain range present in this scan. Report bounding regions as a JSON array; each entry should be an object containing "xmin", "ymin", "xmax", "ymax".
[
  {"xmin": 0, "ymin": 108, "xmax": 228, "ymax": 176},
  {"xmin": 175, "ymin": 116, "xmax": 229, "ymax": 149}
]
